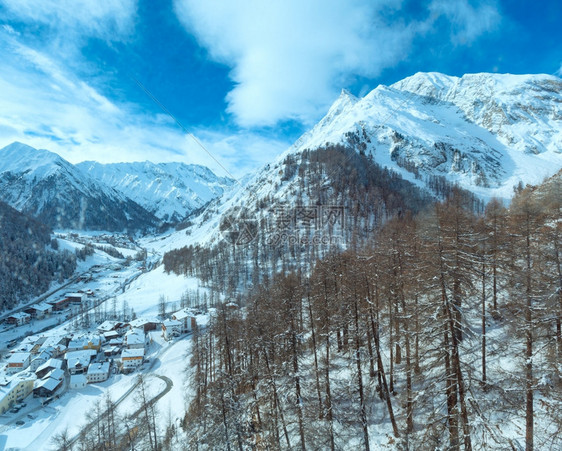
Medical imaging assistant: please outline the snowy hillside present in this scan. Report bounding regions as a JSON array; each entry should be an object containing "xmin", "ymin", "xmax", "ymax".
[
  {"xmin": 77, "ymin": 160, "xmax": 234, "ymax": 222},
  {"xmin": 289, "ymin": 72, "xmax": 562, "ymax": 200},
  {"xmin": 0, "ymin": 142, "xmax": 157, "ymax": 231},
  {"xmin": 154, "ymin": 71, "xmax": 562, "ymax": 257}
]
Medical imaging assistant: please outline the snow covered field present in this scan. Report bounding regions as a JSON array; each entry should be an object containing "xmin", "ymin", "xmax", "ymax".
[{"xmin": 0, "ymin": 233, "xmax": 205, "ymax": 450}]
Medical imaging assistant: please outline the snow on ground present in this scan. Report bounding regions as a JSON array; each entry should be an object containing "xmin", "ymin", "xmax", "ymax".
[
  {"xmin": 116, "ymin": 265, "xmax": 204, "ymax": 318},
  {"xmin": 0, "ymin": 248, "xmax": 207, "ymax": 450}
]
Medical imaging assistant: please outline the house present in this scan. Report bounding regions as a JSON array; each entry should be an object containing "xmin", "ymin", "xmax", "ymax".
[
  {"xmin": 172, "ymin": 308, "xmax": 197, "ymax": 333},
  {"xmin": 6, "ymin": 312, "xmax": 31, "ymax": 326},
  {"xmin": 39, "ymin": 336, "xmax": 68, "ymax": 357},
  {"xmin": 0, "ymin": 372, "xmax": 36, "ymax": 414},
  {"xmin": 65, "ymin": 350, "xmax": 97, "ymax": 375},
  {"xmin": 35, "ymin": 358, "xmax": 64, "ymax": 379},
  {"xmin": 47, "ymin": 297, "xmax": 70, "ymax": 311},
  {"xmin": 67, "ymin": 335, "xmax": 102, "ymax": 352},
  {"xmin": 161, "ymin": 319, "xmax": 182, "ymax": 340},
  {"xmin": 69, "ymin": 374, "xmax": 87, "ymax": 389},
  {"xmin": 6, "ymin": 352, "xmax": 31, "ymax": 375},
  {"xmin": 124, "ymin": 329, "xmax": 147, "ymax": 349},
  {"xmin": 121, "ymin": 348, "xmax": 144, "ymax": 371},
  {"xmin": 30, "ymin": 350, "xmax": 53, "ymax": 372},
  {"xmin": 97, "ymin": 320, "xmax": 129, "ymax": 336},
  {"xmin": 65, "ymin": 293, "xmax": 85, "ymax": 305},
  {"xmin": 103, "ymin": 330, "xmax": 120, "ymax": 342},
  {"xmin": 103, "ymin": 346, "xmax": 120, "ymax": 358},
  {"xmin": 24, "ymin": 302, "xmax": 53, "ymax": 319},
  {"xmin": 129, "ymin": 318, "xmax": 160, "ymax": 333},
  {"xmin": 87, "ymin": 362, "xmax": 110, "ymax": 383},
  {"xmin": 33, "ymin": 376, "xmax": 63, "ymax": 397},
  {"xmin": 19, "ymin": 335, "xmax": 47, "ymax": 354}
]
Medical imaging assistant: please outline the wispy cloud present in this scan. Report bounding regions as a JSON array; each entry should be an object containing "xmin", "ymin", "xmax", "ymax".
[
  {"xmin": 1, "ymin": 0, "xmax": 137, "ymax": 40},
  {"xmin": 173, "ymin": 0, "xmax": 501, "ymax": 128},
  {"xmin": 429, "ymin": 0, "xmax": 501, "ymax": 44},
  {"xmin": 0, "ymin": 35, "xmax": 281, "ymax": 178},
  {"xmin": 0, "ymin": 1, "xmax": 286, "ymax": 177}
]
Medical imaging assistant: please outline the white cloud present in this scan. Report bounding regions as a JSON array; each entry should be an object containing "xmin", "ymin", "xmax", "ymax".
[
  {"xmin": 0, "ymin": 35, "xmax": 286, "ymax": 178},
  {"xmin": 429, "ymin": 0, "xmax": 501, "ymax": 45},
  {"xmin": 173, "ymin": 0, "xmax": 500, "ymax": 128},
  {"xmin": 174, "ymin": 0, "xmax": 413, "ymax": 127},
  {"xmin": 1, "ymin": 0, "xmax": 137, "ymax": 40}
]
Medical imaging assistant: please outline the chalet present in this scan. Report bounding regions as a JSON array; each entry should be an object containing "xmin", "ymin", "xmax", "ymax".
[
  {"xmin": 161, "ymin": 319, "xmax": 182, "ymax": 340},
  {"xmin": 33, "ymin": 376, "xmax": 62, "ymax": 397},
  {"xmin": 129, "ymin": 318, "xmax": 160, "ymax": 333},
  {"xmin": 97, "ymin": 320, "xmax": 129, "ymax": 336},
  {"xmin": 121, "ymin": 348, "xmax": 144, "ymax": 372},
  {"xmin": 69, "ymin": 374, "xmax": 87, "ymax": 389},
  {"xmin": 47, "ymin": 297, "xmax": 69, "ymax": 311},
  {"xmin": 35, "ymin": 358, "xmax": 64, "ymax": 379},
  {"xmin": 86, "ymin": 362, "xmax": 110, "ymax": 383},
  {"xmin": 44, "ymin": 368, "xmax": 65, "ymax": 382},
  {"xmin": 20, "ymin": 335, "xmax": 47, "ymax": 354},
  {"xmin": 0, "ymin": 372, "xmax": 36, "ymax": 414},
  {"xmin": 6, "ymin": 352, "xmax": 31, "ymax": 375},
  {"xmin": 103, "ymin": 346, "xmax": 120, "ymax": 357},
  {"xmin": 103, "ymin": 330, "xmax": 119, "ymax": 342},
  {"xmin": 67, "ymin": 335, "xmax": 102, "ymax": 352},
  {"xmin": 65, "ymin": 293, "xmax": 85, "ymax": 305},
  {"xmin": 24, "ymin": 302, "xmax": 53, "ymax": 319},
  {"xmin": 172, "ymin": 308, "xmax": 197, "ymax": 334},
  {"xmin": 40, "ymin": 336, "xmax": 68, "ymax": 356},
  {"xmin": 30, "ymin": 350, "xmax": 53, "ymax": 372},
  {"xmin": 124, "ymin": 329, "xmax": 147, "ymax": 349},
  {"xmin": 65, "ymin": 350, "xmax": 97, "ymax": 375},
  {"xmin": 6, "ymin": 312, "xmax": 31, "ymax": 326}
]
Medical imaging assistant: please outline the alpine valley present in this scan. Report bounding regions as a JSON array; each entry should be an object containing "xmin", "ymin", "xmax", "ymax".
[{"xmin": 1, "ymin": 71, "xmax": 561, "ymax": 451}]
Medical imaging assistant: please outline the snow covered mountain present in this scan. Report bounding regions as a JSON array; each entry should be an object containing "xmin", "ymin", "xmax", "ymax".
[
  {"xmin": 77, "ymin": 161, "xmax": 234, "ymax": 223},
  {"xmin": 290, "ymin": 71, "xmax": 562, "ymax": 200},
  {"xmin": 157, "ymin": 71, "xmax": 562, "ymax": 254},
  {"xmin": 0, "ymin": 142, "xmax": 158, "ymax": 231}
]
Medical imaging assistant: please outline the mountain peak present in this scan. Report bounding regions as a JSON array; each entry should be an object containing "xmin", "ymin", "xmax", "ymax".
[{"xmin": 0, "ymin": 141, "xmax": 64, "ymax": 175}]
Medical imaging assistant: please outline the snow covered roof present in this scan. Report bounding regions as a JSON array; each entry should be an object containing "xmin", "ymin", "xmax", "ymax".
[
  {"xmin": 87, "ymin": 362, "xmax": 110, "ymax": 375},
  {"xmin": 0, "ymin": 372, "xmax": 36, "ymax": 397},
  {"xmin": 31, "ymin": 302, "xmax": 52, "ymax": 312},
  {"xmin": 97, "ymin": 320, "xmax": 120, "ymax": 332},
  {"xmin": 70, "ymin": 374, "xmax": 87, "ymax": 385},
  {"xmin": 7, "ymin": 352, "xmax": 30, "ymax": 364},
  {"xmin": 8, "ymin": 312, "xmax": 30, "ymax": 320},
  {"xmin": 121, "ymin": 348, "xmax": 144, "ymax": 359},
  {"xmin": 163, "ymin": 319, "xmax": 182, "ymax": 327},
  {"xmin": 129, "ymin": 318, "xmax": 159, "ymax": 328},
  {"xmin": 36, "ymin": 358, "xmax": 63, "ymax": 374},
  {"xmin": 125, "ymin": 329, "xmax": 145, "ymax": 345},
  {"xmin": 34, "ymin": 377, "xmax": 61, "ymax": 392},
  {"xmin": 172, "ymin": 308, "xmax": 194, "ymax": 321},
  {"xmin": 44, "ymin": 368, "xmax": 64, "ymax": 381},
  {"xmin": 65, "ymin": 349, "xmax": 97, "ymax": 369}
]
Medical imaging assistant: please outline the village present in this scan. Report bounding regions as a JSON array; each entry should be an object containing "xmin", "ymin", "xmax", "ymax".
[{"xmin": 0, "ymin": 284, "xmax": 198, "ymax": 421}]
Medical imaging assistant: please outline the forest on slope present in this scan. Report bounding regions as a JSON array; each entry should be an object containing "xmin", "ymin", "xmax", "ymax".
[
  {"xmin": 0, "ymin": 200, "xmax": 76, "ymax": 310},
  {"xmin": 180, "ymin": 178, "xmax": 561, "ymax": 450}
]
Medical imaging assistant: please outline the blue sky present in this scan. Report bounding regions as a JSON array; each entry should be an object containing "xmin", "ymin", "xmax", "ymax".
[{"xmin": 0, "ymin": 0, "xmax": 560, "ymax": 178}]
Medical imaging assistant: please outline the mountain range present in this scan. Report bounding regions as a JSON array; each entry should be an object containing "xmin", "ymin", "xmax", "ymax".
[
  {"xmin": 0, "ymin": 71, "xmax": 560, "ymax": 235},
  {"xmin": 158, "ymin": 71, "xmax": 562, "ymax": 252},
  {"xmin": 0, "ymin": 142, "xmax": 233, "ymax": 231}
]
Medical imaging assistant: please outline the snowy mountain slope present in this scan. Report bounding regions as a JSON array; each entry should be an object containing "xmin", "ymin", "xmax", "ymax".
[
  {"xmin": 77, "ymin": 160, "xmax": 234, "ymax": 222},
  {"xmin": 153, "ymin": 72, "xmax": 562, "ymax": 254},
  {"xmin": 290, "ymin": 72, "xmax": 562, "ymax": 200},
  {"xmin": 392, "ymin": 72, "xmax": 562, "ymax": 155},
  {"xmin": 0, "ymin": 142, "xmax": 158, "ymax": 231}
]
